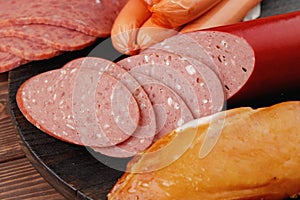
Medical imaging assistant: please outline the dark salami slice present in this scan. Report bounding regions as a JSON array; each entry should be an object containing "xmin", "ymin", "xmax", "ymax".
[
  {"xmin": 0, "ymin": 24, "xmax": 97, "ymax": 51},
  {"xmin": 118, "ymin": 53, "xmax": 225, "ymax": 119},
  {"xmin": 93, "ymin": 72, "xmax": 194, "ymax": 157},
  {"xmin": 17, "ymin": 58, "xmax": 142, "ymax": 147},
  {"xmin": 0, "ymin": 51, "xmax": 27, "ymax": 73},
  {"xmin": 0, "ymin": 36, "xmax": 61, "ymax": 60},
  {"xmin": 0, "ymin": 0, "xmax": 128, "ymax": 37}
]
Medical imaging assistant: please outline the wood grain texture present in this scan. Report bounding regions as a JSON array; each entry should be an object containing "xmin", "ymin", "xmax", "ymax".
[
  {"xmin": 0, "ymin": 116, "xmax": 24, "ymax": 163},
  {"xmin": 0, "ymin": 158, "xmax": 65, "ymax": 200},
  {"xmin": 0, "ymin": 73, "xmax": 9, "ymax": 119},
  {"xmin": 1, "ymin": 71, "xmax": 66, "ymax": 199},
  {"xmin": 0, "ymin": 72, "xmax": 24, "ymax": 163},
  {"xmin": 6, "ymin": 1, "xmax": 300, "ymax": 200}
]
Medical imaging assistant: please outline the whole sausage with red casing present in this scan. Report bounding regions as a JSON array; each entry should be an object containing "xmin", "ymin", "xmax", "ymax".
[
  {"xmin": 144, "ymin": 11, "xmax": 300, "ymax": 104},
  {"xmin": 210, "ymin": 10, "xmax": 300, "ymax": 103}
]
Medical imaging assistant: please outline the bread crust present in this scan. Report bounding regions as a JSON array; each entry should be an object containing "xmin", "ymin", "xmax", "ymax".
[{"xmin": 108, "ymin": 101, "xmax": 300, "ymax": 200}]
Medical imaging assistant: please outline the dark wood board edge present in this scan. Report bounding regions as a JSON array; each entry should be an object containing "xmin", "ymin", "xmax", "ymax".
[{"xmin": 19, "ymin": 141, "xmax": 78, "ymax": 200}]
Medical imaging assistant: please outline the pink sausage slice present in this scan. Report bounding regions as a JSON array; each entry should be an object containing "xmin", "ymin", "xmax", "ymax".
[
  {"xmin": 131, "ymin": 72, "xmax": 194, "ymax": 140},
  {"xmin": 141, "ymin": 33, "xmax": 216, "ymax": 72},
  {"xmin": 142, "ymin": 31, "xmax": 254, "ymax": 99},
  {"xmin": 17, "ymin": 64, "xmax": 84, "ymax": 145},
  {"xmin": 93, "ymin": 72, "xmax": 193, "ymax": 157},
  {"xmin": 17, "ymin": 58, "xmax": 141, "ymax": 147},
  {"xmin": 0, "ymin": 24, "xmax": 97, "ymax": 51},
  {"xmin": 72, "ymin": 57, "xmax": 157, "ymax": 148},
  {"xmin": 118, "ymin": 52, "xmax": 225, "ymax": 118},
  {"xmin": 184, "ymin": 31, "xmax": 255, "ymax": 98},
  {"xmin": 0, "ymin": 51, "xmax": 27, "ymax": 73},
  {"xmin": 0, "ymin": 0, "xmax": 128, "ymax": 37},
  {"xmin": 0, "ymin": 36, "xmax": 61, "ymax": 60},
  {"xmin": 74, "ymin": 72, "xmax": 140, "ymax": 147}
]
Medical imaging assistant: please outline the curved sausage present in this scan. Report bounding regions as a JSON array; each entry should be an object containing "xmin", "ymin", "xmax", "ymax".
[
  {"xmin": 181, "ymin": 0, "xmax": 262, "ymax": 33},
  {"xmin": 143, "ymin": 0, "xmax": 161, "ymax": 6},
  {"xmin": 149, "ymin": 0, "xmax": 222, "ymax": 28},
  {"xmin": 111, "ymin": 0, "xmax": 151, "ymax": 55},
  {"xmin": 137, "ymin": 18, "xmax": 179, "ymax": 50}
]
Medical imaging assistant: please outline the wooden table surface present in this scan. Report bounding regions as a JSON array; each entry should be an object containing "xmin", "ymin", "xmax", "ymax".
[{"xmin": 0, "ymin": 72, "xmax": 66, "ymax": 200}]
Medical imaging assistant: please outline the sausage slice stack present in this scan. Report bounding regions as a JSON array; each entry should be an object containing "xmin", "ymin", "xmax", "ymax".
[
  {"xmin": 16, "ymin": 11, "xmax": 300, "ymax": 158},
  {"xmin": 17, "ymin": 53, "xmax": 225, "ymax": 157},
  {"xmin": 0, "ymin": 0, "xmax": 128, "ymax": 73}
]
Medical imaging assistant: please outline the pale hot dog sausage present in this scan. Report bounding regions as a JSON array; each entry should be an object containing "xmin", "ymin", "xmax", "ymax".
[
  {"xmin": 111, "ymin": 0, "xmax": 151, "ymax": 55},
  {"xmin": 181, "ymin": 0, "xmax": 262, "ymax": 33}
]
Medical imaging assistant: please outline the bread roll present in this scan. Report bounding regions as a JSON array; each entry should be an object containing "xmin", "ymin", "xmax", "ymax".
[{"xmin": 108, "ymin": 101, "xmax": 300, "ymax": 200}]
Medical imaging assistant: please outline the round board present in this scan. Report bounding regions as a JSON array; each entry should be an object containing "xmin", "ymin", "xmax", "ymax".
[{"xmin": 8, "ymin": 1, "xmax": 300, "ymax": 199}]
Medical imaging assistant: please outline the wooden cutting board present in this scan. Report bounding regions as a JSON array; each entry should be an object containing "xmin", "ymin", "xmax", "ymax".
[{"xmin": 8, "ymin": 1, "xmax": 300, "ymax": 199}]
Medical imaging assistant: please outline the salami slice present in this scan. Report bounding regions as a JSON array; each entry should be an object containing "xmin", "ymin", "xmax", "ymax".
[
  {"xmin": 183, "ymin": 31, "xmax": 255, "ymax": 98},
  {"xmin": 72, "ymin": 57, "xmax": 156, "ymax": 148},
  {"xmin": 17, "ymin": 66, "xmax": 81, "ymax": 144},
  {"xmin": 17, "ymin": 58, "xmax": 142, "ymax": 147},
  {"xmin": 131, "ymin": 72, "xmax": 194, "ymax": 140},
  {"xmin": 118, "ymin": 52, "xmax": 225, "ymax": 118},
  {"xmin": 142, "ymin": 31, "xmax": 254, "ymax": 99},
  {"xmin": 93, "ymin": 72, "xmax": 193, "ymax": 157},
  {"xmin": 0, "ymin": 36, "xmax": 61, "ymax": 60},
  {"xmin": 17, "ymin": 57, "xmax": 157, "ymax": 151},
  {"xmin": 0, "ymin": 24, "xmax": 97, "ymax": 51},
  {"xmin": 141, "ymin": 33, "xmax": 216, "ymax": 71},
  {"xmin": 75, "ymin": 72, "xmax": 140, "ymax": 147},
  {"xmin": 0, "ymin": 51, "xmax": 27, "ymax": 73},
  {"xmin": 0, "ymin": 0, "xmax": 128, "ymax": 37}
]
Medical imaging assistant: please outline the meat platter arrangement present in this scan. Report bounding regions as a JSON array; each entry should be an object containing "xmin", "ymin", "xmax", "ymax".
[{"xmin": 5, "ymin": 0, "xmax": 300, "ymax": 199}]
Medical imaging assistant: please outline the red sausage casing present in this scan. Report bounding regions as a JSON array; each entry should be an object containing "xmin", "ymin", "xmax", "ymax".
[
  {"xmin": 212, "ymin": 10, "xmax": 300, "ymax": 103},
  {"xmin": 143, "ymin": 11, "xmax": 300, "ymax": 104}
]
